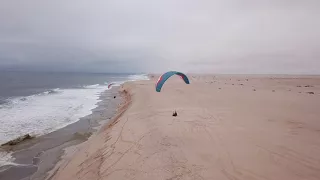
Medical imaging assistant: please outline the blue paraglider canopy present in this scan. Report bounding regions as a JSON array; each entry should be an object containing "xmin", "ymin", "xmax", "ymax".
[{"xmin": 155, "ymin": 71, "xmax": 190, "ymax": 92}]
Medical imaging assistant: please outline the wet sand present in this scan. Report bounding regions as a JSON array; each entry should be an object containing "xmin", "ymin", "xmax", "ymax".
[
  {"xmin": 47, "ymin": 75, "xmax": 320, "ymax": 180},
  {"xmin": 0, "ymin": 87, "xmax": 122, "ymax": 180}
]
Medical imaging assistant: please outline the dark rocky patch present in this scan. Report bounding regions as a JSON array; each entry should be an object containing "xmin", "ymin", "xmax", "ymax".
[{"xmin": 1, "ymin": 134, "xmax": 34, "ymax": 146}]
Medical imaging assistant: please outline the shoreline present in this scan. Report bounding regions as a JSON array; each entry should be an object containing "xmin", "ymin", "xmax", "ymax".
[
  {"xmin": 0, "ymin": 86, "xmax": 123, "ymax": 180},
  {"xmin": 47, "ymin": 84, "xmax": 132, "ymax": 180}
]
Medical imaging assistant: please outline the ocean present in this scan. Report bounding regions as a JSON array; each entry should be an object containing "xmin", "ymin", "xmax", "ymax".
[{"xmin": 0, "ymin": 71, "xmax": 149, "ymax": 145}]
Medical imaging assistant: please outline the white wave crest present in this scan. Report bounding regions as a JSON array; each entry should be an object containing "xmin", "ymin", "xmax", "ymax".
[
  {"xmin": 128, "ymin": 74, "xmax": 150, "ymax": 81},
  {"xmin": 0, "ymin": 151, "xmax": 15, "ymax": 167},
  {"xmin": 0, "ymin": 85, "xmax": 108, "ymax": 144}
]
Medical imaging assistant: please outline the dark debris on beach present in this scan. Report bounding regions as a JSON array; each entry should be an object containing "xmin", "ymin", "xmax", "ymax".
[
  {"xmin": 1, "ymin": 134, "xmax": 34, "ymax": 146},
  {"xmin": 172, "ymin": 111, "xmax": 178, "ymax": 117}
]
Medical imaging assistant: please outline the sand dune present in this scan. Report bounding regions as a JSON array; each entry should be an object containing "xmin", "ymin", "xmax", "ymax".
[{"xmin": 52, "ymin": 75, "xmax": 320, "ymax": 180}]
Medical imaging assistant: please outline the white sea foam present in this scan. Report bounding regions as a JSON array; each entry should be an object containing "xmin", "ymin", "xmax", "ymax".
[
  {"xmin": 128, "ymin": 74, "xmax": 150, "ymax": 81},
  {"xmin": 0, "ymin": 74, "xmax": 149, "ymax": 165},
  {"xmin": 0, "ymin": 85, "xmax": 107, "ymax": 145},
  {"xmin": 0, "ymin": 151, "xmax": 15, "ymax": 167},
  {"xmin": 0, "ymin": 151, "xmax": 32, "ymax": 172},
  {"xmin": 84, "ymin": 84, "xmax": 100, "ymax": 88}
]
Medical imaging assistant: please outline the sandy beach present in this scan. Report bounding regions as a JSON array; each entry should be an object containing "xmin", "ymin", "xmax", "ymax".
[{"xmin": 52, "ymin": 75, "xmax": 320, "ymax": 180}]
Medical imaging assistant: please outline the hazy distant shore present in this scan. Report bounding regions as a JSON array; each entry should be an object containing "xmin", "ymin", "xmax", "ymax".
[{"xmin": 52, "ymin": 75, "xmax": 320, "ymax": 180}]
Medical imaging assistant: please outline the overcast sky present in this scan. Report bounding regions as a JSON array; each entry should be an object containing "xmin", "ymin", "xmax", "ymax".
[{"xmin": 0, "ymin": 0, "xmax": 319, "ymax": 74}]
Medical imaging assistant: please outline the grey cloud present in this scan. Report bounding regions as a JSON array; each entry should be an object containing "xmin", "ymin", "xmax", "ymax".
[{"xmin": 0, "ymin": 0, "xmax": 319, "ymax": 73}]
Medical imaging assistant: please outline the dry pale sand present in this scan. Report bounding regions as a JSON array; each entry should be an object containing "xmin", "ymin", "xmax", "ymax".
[{"xmin": 52, "ymin": 75, "xmax": 320, "ymax": 180}]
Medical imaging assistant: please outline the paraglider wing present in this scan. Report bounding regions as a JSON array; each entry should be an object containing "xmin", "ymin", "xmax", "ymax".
[
  {"xmin": 108, "ymin": 83, "xmax": 115, "ymax": 89},
  {"xmin": 155, "ymin": 71, "xmax": 190, "ymax": 92}
]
